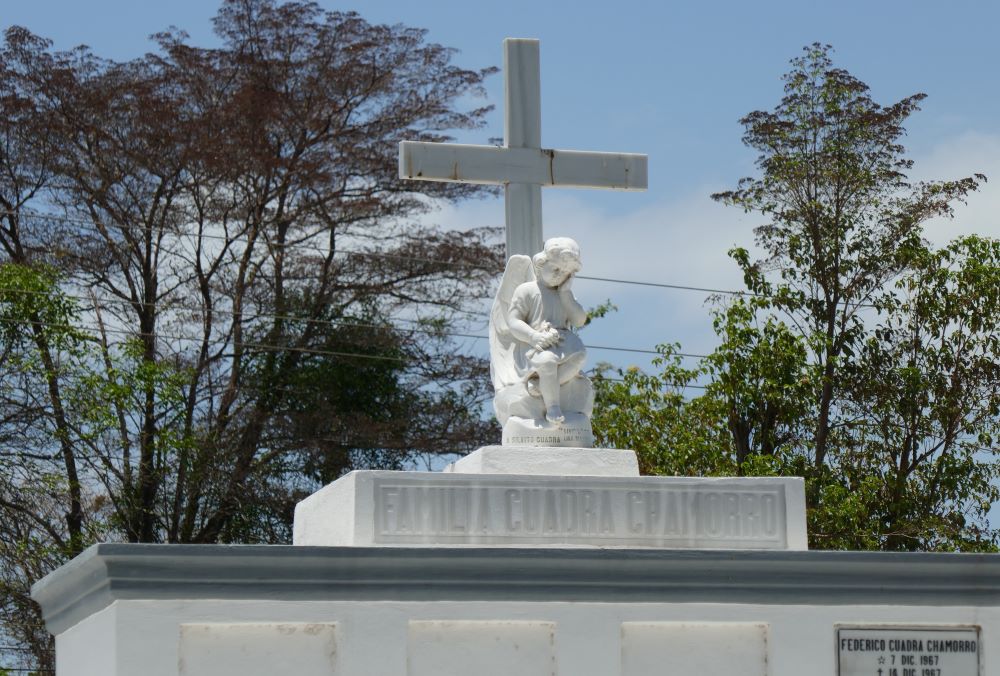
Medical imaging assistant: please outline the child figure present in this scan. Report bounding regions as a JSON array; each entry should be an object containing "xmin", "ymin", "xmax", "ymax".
[{"xmin": 504, "ymin": 237, "xmax": 588, "ymax": 424}]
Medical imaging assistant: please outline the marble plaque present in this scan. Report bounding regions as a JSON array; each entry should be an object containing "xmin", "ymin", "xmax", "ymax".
[
  {"xmin": 408, "ymin": 620, "xmax": 555, "ymax": 676},
  {"xmin": 179, "ymin": 623, "xmax": 337, "ymax": 676},
  {"xmin": 837, "ymin": 626, "xmax": 980, "ymax": 676},
  {"xmin": 621, "ymin": 622, "xmax": 768, "ymax": 676},
  {"xmin": 373, "ymin": 475, "xmax": 790, "ymax": 548}
]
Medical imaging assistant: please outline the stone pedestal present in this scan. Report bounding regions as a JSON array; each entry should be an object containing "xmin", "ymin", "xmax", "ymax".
[
  {"xmin": 443, "ymin": 445, "xmax": 639, "ymax": 475},
  {"xmin": 292, "ymin": 475, "xmax": 807, "ymax": 550},
  {"xmin": 292, "ymin": 446, "xmax": 807, "ymax": 549}
]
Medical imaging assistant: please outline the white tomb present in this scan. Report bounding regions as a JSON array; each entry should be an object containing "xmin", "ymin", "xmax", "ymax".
[{"xmin": 31, "ymin": 443, "xmax": 999, "ymax": 676}]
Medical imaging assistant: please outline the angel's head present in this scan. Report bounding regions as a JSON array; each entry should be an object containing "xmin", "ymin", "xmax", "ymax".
[{"xmin": 533, "ymin": 237, "xmax": 582, "ymax": 288}]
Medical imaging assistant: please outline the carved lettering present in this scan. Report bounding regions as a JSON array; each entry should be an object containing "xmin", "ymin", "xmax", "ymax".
[
  {"xmin": 476, "ymin": 487, "xmax": 491, "ymax": 532},
  {"xmin": 599, "ymin": 490, "xmax": 615, "ymax": 533},
  {"xmin": 627, "ymin": 491, "xmax": 642, "ymax": 533},
  {"xmin": 373, "ymin": 479, "xmax": 788, "ymax": 547}
]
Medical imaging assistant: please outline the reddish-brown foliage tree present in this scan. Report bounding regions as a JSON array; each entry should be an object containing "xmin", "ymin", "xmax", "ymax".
[{"xmin": 0, "ymin": 2, "xmax": 502, "ymax": 668}]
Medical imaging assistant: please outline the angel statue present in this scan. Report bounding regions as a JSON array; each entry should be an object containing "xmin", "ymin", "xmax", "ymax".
[{"xmin": 489, "ymin": 237, "xmax": 595, "ymax": 447}]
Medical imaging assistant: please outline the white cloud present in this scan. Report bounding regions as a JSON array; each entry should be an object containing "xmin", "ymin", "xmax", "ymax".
[
  {"xmin": 415, "ymin": 130, "xmax": 1000, "ymax": 373},
  {"xmin": 912, "ymin": 131, "xmax": 1000, "ymax": 245},
  {"xmin": 541, "ymin": 190, "xmax": 757, "ymax": 365}
]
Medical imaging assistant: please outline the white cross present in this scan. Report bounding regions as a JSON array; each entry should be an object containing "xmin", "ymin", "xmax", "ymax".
[{"xmin": 399, "ymin": 38, "xmax": 647, "ymax": 257}]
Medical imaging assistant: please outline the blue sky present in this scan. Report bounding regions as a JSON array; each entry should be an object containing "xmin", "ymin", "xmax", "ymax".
[
  {"xmin": 4, "ymin": 1, "xmax": 999, "ymax": 383},
  {"xmin": 6, "ymin": 0, "xmax": 998, "ymax": 370}
]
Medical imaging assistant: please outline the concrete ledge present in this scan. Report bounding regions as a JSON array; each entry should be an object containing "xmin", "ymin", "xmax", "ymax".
[{"xmin": 32, "ymin": 544, "xmax": 1000, "ymax": 635}]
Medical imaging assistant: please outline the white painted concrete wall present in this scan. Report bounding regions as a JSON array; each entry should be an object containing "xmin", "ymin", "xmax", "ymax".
[
  {"xmin": 56, "ymin": 603, "xmax": 116, "ymax": 676},
  {"xmin": 55, "ymin": 597, "xmax": 998, "ymax": 676}
]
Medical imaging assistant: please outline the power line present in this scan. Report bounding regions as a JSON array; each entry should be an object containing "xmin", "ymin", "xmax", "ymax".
[
  {"xmin": 0, "ymin": 205, "xmax": 756, "ymax": 361},
  {"xmin": 1, "ymin": 206, "xmax": 886, "ymax": 356},
  {"xmin": 0, "ymin": 286, "xmax": 710, "ymax": 360},
  {"xmin": 1, "ymin": 208, "xmax": 893, "ymax": 314},
  {"xmin": 0, "ymin": 207, "xmax": 778, "ymax": 301},
  {"xmin": 0, "ymin": 314, "xmax": 715, "ymax": 385},
  {"xmin": 577, "ymin": 275, "xmax": 748, "ymax": 297},
  {"xmin": 0, "ymin": 315, "xmax": 418, "ymax": 364},
  {"xmin": 0, "ymin": 315, "xmax": 711, "ymax": 391}
]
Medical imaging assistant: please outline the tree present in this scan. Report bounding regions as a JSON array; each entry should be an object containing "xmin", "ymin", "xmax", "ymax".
[
  {"xmin": 713, "ymin": 43, "xmax": 984, "ymax": 470},
  {"xmin": 0, "ymin": 1, "xmax": 502, "ymax": 667},
  {"xmin": 593, "ymin": 345, "xmax": 733, "ymax": 477},
  {"xmin": 701, "ymin": 298, "xmax": 812, "ymax": 469},
  {"xmin": 594, "ymin": 44, "xmax": 999, "ymax": 552},
  {"xmin": 828, "ymin": 236, "xmax": 1000, "ymax": 550},
  {"xmin": 0, "ymin": 264, "xmax": 94, "ymax": 673}
]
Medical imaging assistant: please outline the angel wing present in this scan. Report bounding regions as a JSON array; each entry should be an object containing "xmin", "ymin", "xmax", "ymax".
[{"xmin": 489, "ymin": 254, "xmax": 534, "ymax": 391}]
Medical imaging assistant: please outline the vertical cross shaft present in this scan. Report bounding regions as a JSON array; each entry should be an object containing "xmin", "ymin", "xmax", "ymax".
[
  {"xmin": 398, "ymin": 38, "xmax": 646, "ymax": 260},
  {"xmin": 503, "ymin": 39, "xmax": 544, "ymax": 257}
]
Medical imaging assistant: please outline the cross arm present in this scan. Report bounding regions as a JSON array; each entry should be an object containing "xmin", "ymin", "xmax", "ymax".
[{"xmin": 399, "ymin": 141, "xmax": 647, "ymax": 190}]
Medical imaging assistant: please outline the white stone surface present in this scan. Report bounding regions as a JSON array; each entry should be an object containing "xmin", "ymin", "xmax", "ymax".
[
  {"xmin": 505, "ymin": 38, "xmax": 541, "ymax": 148},
  {"xmin": 51, "ymin": 597, "xmax": 999, "ymax": 676},
  {"xmin": 398, "ymin": 39, "xmax": 647, "ymax": 259},
  {"xmin": 178, "ymin": 623, "xmax": 337, "ymax": 676},
  {"xmin": 292, "ymin": 470, "xmax": 807, "ymax": 549},
  {"xmin": 407, "ymin": 621, "xmax": 555, "ymax": 676},
  {"xmin": 503, "ymin": 40, "xmax": 544, "ymax": 256},
  {"xmin": 445, "ymin": 446, "xmax": 639, "ymax": 477},
  {"xmin": 621, "ymin": 622, "xmax": 768, "ymax": 676},
  {"xmin": 56, "ymin": 603, "xmax": 116, "ymax": 676},
  {"xmin": 399, "ymin": 143, "xmax": 647, "ymax": 190},
  {"xmin": 292, "ymin": 470, "xmax": 364, "ymax": 548}
]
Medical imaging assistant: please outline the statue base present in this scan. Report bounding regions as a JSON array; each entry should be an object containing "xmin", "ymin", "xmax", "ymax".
[
  {"xmin": 501, "ymin": 412, "xmax": 594, "ymax": 447},
  {"xmin": 291, "ymin": 461, "xmax": 807, "ymax": 549},
  {"xmin": 443, "ymin": 445, "xmax": 639, "ymax": 476}
]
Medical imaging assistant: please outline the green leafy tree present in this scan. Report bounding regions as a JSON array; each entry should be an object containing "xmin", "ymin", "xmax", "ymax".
[
  {"xmin": 709, "ymin": 43, "xmax": 996, "ymax": 550},
  {"xmin": 594, "ymin": 345, "xmax": 733, "ymax": 477},
  {"xmin": 826, "ymin": 236, "xmax": 1000, "ymax": 550},
  {"xmin": 713, "ymin": 43, "xmax": 983, "ymax": 469},
  {"xmin": 594, "ymin": 44, "xmax": 999, "ymax": 552},
  {"xmin": 702, "ymin": 298, "xmax": 812, "ymax": 469},
  {"xmin": 0, "ymin": 263, "xmax": 93, "ymax": 673}
]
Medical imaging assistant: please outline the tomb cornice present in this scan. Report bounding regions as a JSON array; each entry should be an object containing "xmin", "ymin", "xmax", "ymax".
[{"xmin": 32, "ymin": 543, "xmax": 1000, "ymax": 634}]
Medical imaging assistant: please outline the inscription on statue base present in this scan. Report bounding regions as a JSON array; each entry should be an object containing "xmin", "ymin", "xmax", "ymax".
[{"xmin": 501, "ymin": 413, "xmax": 595, "ymax": 448}]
